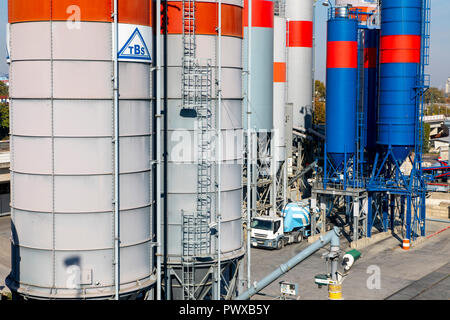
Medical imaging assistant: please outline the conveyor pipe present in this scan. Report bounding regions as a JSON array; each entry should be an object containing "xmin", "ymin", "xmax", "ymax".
[{"xmin": 236, "ymin": 227, "xmax": 341, "ymax": 300}]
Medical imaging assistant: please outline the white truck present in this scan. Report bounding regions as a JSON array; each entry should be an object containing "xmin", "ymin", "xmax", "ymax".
[{"xmin": 250, "ymin": 201, "xmax": 313, "ymax": 250}]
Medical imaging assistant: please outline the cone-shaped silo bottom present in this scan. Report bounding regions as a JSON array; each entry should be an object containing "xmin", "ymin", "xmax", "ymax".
[{"xmin": 328, "ymin": 153, "xmax": 355, "ymax": 170}]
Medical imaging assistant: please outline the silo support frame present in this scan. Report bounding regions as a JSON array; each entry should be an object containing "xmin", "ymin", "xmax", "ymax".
[
  {"xmin": 367, "ymin": 149, "xmax": 426, "ymax": 241},
  {"xmin": 243, "ymin": 131, "xmax": 277, "ymax": 217},
  {"xmin": 163, "ymin": 255, "xmax": 243, "ymax": 300},
  {"xmin": 310, "ymin": 188, "xmax": 368, "ymax": 244}
]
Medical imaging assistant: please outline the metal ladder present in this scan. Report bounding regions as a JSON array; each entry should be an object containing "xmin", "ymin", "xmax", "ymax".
[
  {"xmin": 195, "ymin": 63, "xmax": 213, "ymax": 257},
  {"xmin": 180, "ymin": 0, "xmax": 213, "ymax": 300},
  {"xmin": 182, "ymin": 0, "xmax": 197, "ymax": 111},
  {"xmin": 181, "ymin": 213, "xmax": 196, "ymax": 300},
  {"xmin": 274, "ymin": 0, "xmax": 286, "ymax": 17},
  {"xmin": 412, "ymin": 0, "xmax": 431, "ymax": 238}
]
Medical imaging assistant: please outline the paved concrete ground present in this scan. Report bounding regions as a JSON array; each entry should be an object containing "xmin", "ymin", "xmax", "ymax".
[
  {"xmin": 386, "ymin": 262, "xmax": 450, "ymax": 300},
  {"xmin": 0, "ymin": 215, "xmax": 448, "ymax": 300},
  {"xmin": 247, "ymin": 220, "xmax": 450, "ymax": 300}
]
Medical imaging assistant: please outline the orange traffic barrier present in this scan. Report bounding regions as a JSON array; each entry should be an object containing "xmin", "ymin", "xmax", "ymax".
[{"xmin": 402, "ymin": 239, "xmax": 410, "ymax": 250}]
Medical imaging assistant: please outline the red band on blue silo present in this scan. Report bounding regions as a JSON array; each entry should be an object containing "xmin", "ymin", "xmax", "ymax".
[
  {"xmin": 327, "ymin": 41, "xmax": 358, "ymax": 68},
  {"xmin": 380, "ymin": 35, "xmax": 421, "ymax": 63}
]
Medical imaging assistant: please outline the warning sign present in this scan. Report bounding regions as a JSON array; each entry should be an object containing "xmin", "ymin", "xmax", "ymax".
[{"xmin": 118, "ymin": 25, "xmax": 152, "ymax": 63}]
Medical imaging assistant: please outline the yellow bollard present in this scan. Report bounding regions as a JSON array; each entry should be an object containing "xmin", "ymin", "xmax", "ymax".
[{"xmin": 328, "ymin": 284, "xmax": 343, "ymax": 300}]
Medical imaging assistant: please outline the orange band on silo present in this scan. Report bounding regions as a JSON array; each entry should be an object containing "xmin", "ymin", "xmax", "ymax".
[
  {"xmin": 273, "ymin": 62, "xmax": 286, "ymax": 83},
  {"xmin": 9, "ymin": 0, "xmax": 152, "ymax": 26},
  {"xmin": 243, "ymin": 0, "xmax": 274, "ymax": 28},
  {"xmin": 163, "ymin": 2, "xmax": 243, "ymax": 38},
  {"xmin": 287, "ymin": 21, "xmax": 313, "ymax": 48}
]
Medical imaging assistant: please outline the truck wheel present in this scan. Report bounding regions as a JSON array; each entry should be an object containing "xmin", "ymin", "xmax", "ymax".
[
  {"xmin": 277, "ymin": 240, "xmax": 283, "ymax": 250},
  {"xmin": 296, "ymin": 233, "xmax": 303, "ymax": 243}
]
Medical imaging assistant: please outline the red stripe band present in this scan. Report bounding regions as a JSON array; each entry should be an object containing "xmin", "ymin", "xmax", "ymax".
[
  {"xmin": 380, "ymin": 35, "xmax": 421, "ymax": 63},
  {"xmin": 287, "ymin": 20, "xmax": 313, "ymax": 48},
  {"xmin": 327, "ymin": 41, "xmax": 358, "ymax": 68},
  {"xmin": 364, "ymin": 47, "xmax": 377, "ymax": 69},
  {"xmin": 243, "ymin": 0, "xmax": 274, "ymax": 28}
]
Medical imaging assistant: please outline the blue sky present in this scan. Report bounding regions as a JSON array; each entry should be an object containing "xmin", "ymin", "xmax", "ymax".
[{"xmin": 0, "ymin": 0, "xmax": 448, "ymax": 88}]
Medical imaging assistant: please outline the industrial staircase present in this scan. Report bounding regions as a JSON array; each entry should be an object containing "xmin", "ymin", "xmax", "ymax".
[
  {"xmin": 181, "ymin": 0, "xmax": 214, "ymax": 300},
  {"xmin": 411, "ymin": 0, "xmax": 431, "ymax": 239}
]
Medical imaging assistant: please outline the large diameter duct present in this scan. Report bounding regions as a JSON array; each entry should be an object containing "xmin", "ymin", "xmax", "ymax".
[
  {"xmin": 378, "ymin": 0, "xmax": 422, "ymax": 163},
  {"xmin": 7, "ymin": 0, "xmax": 154, "ymax": 299},
  {"xmin": 325, "ymin": 9, "xmax": 358, "ymax": 168},
  {"xmin": 273, "ymin": 16, "xmax": 286, "ymax": 163},
  {"xmin": 363, "ymin": 29, "xmax": 379, "ymax": 154},
  {"xmin": 285, "ymin": 0, "xmax": 313, "ymax": 130},
  {"xmin": 243, "ymin": 0, "xmax": 274, "ymax": 131},
  {"xmin": 162, "ymin": 0, "xmax": 244, "ymax": 299}
]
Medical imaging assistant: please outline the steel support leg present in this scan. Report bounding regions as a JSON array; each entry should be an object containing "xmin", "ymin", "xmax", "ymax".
[
  {"xmin": 406, "ymin": 194, "xmax": 412, "ymax": 240},
  {"xmin": 390, "ymin": 194, "xmax": 395, "ymax": 231},
  {"xmin": 367, "ymin": 193, "xmax": 373, "ymax": 237},
  {"xmin": 382, "ymin": 196, "xmax": 388, "ymax": 232}
]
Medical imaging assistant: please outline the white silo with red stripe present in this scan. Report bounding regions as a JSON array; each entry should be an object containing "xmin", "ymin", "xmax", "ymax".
[
  {"xmin": 285, "ymin": 0, "xmax": 314, "ymax": 130},
  {"xmin": 273, "ymin": 15, "xmax": 286, "ymax": 163}
]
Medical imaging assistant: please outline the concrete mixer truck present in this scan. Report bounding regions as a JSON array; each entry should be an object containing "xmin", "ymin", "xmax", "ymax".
[{"xmin": 250, "ymin": 201, "xmax": 316, "ymax": 250}]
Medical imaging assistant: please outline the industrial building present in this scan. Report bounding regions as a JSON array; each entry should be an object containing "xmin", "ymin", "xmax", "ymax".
[{"xmin": 2, "ymin": 0, "xmax": 446, "ymax": 302}]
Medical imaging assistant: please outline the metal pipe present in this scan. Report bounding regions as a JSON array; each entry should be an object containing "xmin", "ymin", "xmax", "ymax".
[
  {"xmin": 163, "ymin": 0, "xmax": 169, "ymax": 300},
  {"xmin": 216, "ymin": 0, "xmax": 223, "ymax": 301},
  {"xmin": 155, "ymin": 0, "xmax": 162, "ymax": 301},
  {"xmin": 246, "ymin": 0, "xmax": 252, "ymax": 291},
  {"xmin": 312, "ymin": 0, "xmax": 317, "ymax": 121},
  {"xmin": 113, "ymin": 0, "xmax": 120, "ymax": 300},
  {"xmin": 236, "ymin": 227, "xmax": 341, "ymax": 300},
  {"xmin": 426, "ymin": 218, "xmax": 450, "ymax": 223},
  {"xmin": 271, "ymin": 136, "xmax": 276, "ymax": 216}
]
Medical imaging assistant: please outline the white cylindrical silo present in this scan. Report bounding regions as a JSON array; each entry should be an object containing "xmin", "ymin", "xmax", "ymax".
[
  {"xmin": 162, "ymin": 0, "xmax": 244, "ymax": 300},
  {"xmin": 7, "ymin": 0, "xmax": 154, "ymax": 299},
  {"xmin": 286, "ymin": 0, "xmax": 313, "ymax": 130},
  {"xmin": 243, "ymin": 0, "xmax": 274, "ymax": 131},
  {"xmin": 273, "ymin": 15, "xmax": 287, "ymax": 164}
]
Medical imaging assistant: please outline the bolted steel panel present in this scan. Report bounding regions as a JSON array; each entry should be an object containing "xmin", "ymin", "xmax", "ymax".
[{"xmin": 9, "ymin": 15, "xmax": 154, "ymax": 299}]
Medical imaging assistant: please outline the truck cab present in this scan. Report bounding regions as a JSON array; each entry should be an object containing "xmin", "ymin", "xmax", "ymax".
[{"xmin": 250, "ymin": 216, "xmax": 285, "ymax": 249}]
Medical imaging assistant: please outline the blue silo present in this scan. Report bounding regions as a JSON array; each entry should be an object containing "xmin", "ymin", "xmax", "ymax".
[
  {"xmin": 325, "ymin": 9, "xmax": 358, "ymax": 168},
  {"xmin": 378, "ymin": 0, "xmax": 422, "ymax": 164},
  {"xmin": 363, "ymin": 29, "xmax": 379, "ymax": 154}
]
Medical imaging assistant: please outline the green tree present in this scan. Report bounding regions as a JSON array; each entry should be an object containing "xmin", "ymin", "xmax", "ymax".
[
  {"xmin": 424, "ymin": 87, "xmax": 444, "ymax": 104},
  {"xmin": 423, "ymin": 122, "xmax": 431, "ymax": 153},
  {"xmin": 314, "ymin": 80, "xmax": 326, "ymax": 124},
  {"xmin": 0, "ymin": 82, "xmax": 8, "ymax": 96},
  {"xmin": 314, "ymin": 80, "xmax": 326, "ymax": 100}
]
